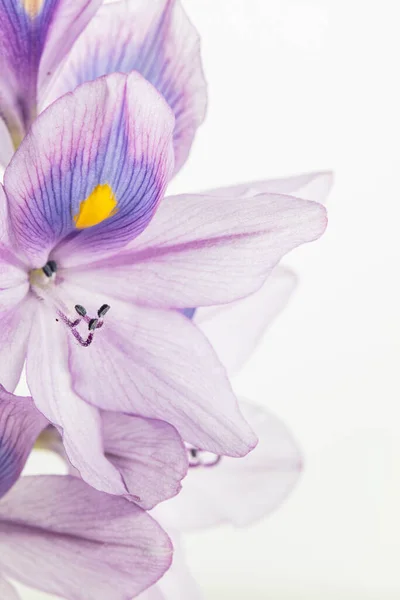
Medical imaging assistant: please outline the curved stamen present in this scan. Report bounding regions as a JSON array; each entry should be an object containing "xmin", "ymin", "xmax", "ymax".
[{"xmin": 57, "ymin": 304, "xmax": 111, "ymax": 347}]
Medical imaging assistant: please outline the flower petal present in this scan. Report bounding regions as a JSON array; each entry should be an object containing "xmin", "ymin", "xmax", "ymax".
[
  {"xmin": 0, "ymin": 578, "xmax": 19, "ymax": 599},
  {"xmin": 204, "ymin": 170, "xmax": 334, "ymax": 204},
  {"xmin": 4, "ymin": 72, "xmax": 174, "ymax": 268},
  {"xmin": 0, "ymin": 119, "xmax": 13, "ymax": 169},
  {"xmin": 0, "ymin": 0, "xmax": 102, "ymax": 141},
  {"xmin": 138, "ymin": 535, "xmax": 202, "ymax": 600},
  {"xmin": 102, "ymin": 412, "xmax": 188, "ymax": 509},
  {"xmin": 154, "ymin": 401, "xmax": 302, "ymax": 530},
  {"xmin": 61, "ymin": 285, "xmax": 257, "ymax": 458},
  {"xmin": 68, "ymin": 192, "xmax": 327, "ymax": 308},
  {"xmin": 195, "ymin": 266, "xmax": 297, "ymax": 374},
  {"xmin": 0, "ymin": 475, "xmax": 172, "ymax": 600},
  {"xmin": 0, "ymin": 298, "xmax": 36, "ymax": 393},
  {"xmin": 0, "ymin": 386, "xmax": 47, "ymax": 499},
  {"xmin": 26, "ymin": 303, "xmax": 128, "ymax": 496},
  {"xmin": 48, "ymin": 0, "xmax": 207, "ymax": 173}
]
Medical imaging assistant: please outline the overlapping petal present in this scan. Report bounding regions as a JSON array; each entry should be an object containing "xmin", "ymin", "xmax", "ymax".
[
  {"xmin": 59, "ymin": 284, "xmax": 257, "ymax": 458},
  {"xmin": 138, "ymin": 536, "xmax": 202, "ymax": 600},
  {"xmin": 0, "ymin": 475, "xmax": 172, "ymax": 600},
  {"xmin": 195, "ymin": 265, "xmax": 297, "ymax": 373},
  {"xmin": 0, "ymin": 298, "xmax": 35, "ymax": 392},
  {"xmin": 4, "ymin": 72, "xmax": 175, "ymax": 267},
  {"xmin": 0, "ymin": 0, "xmax": 102, "ymax": 149},
  {"xmin": 101, "ymin": 412, "xmax": 188, "ymax": 509},
  {"xmin": 205, "ymin": 170, "xmax": 334, "ymax": 204},
  {"xmin": 0, "ymin": 386, "xmax": 47, "ymax": 499},
  {"xmin": 48, "ymin": 0, "xmax": 207, "ymax": 173},
  {"xmin": 68, "ymin": 192, "xmax": 327, "ymax": 308},
  {"xmin": 0, "ymin": 578, "xmax": 19, "ymax": 599},
  {"xmin": 26, "ymin": 303, "xmax": 129, "ymax": 497},
  {"xmin": 154, "ymin": 401, "xmax": 302, "ymax": 530},
  {"xmin": 0, "ymin": 120, "xmax": 13, "ymax": 168}
]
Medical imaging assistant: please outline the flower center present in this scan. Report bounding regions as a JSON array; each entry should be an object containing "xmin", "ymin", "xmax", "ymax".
[
  {"xmin": 29, "ymin": 260, "xmax": 111, "ymax": 347},
  {"xmin": 188, "ymin": 447, "xmax": 222, "ymax": 468}
]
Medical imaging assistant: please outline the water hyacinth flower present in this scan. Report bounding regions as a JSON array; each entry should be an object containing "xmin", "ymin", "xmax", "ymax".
[
  {"xmin": 0, "ymin": 387, "xmax": 172, "ymax": 599},
  {"xmin": 0, "ymin": 71, "xmax": 326, "ymax": 496},
  {"xmin": 0, "ymin": 0, "xmax": 207, "ymax": 173}
]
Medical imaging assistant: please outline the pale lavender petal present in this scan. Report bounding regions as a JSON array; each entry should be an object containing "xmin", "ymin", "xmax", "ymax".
[
  {"xmin": 26, "ymin": 303, "xmax": 128, "ymax": 496},
  {"xmin": 68, "ymin": 192, "xmax": 327, "ymax": 308},
  {"xmin": 102, "ymin": 412, "xmax": 188, "ymax": 509},
  {"xmin": 139, "ymin": 535, "xmax": 202, "ymax": 600},
  {"xmin": 4, "ymin": 72, "xmax": 174, "ymax": 268},
  {"xmin": 0, "ymin": 475, "xmax": 172, "ymax": 600},
  {"xmin": 195, "ymin": 266, "xmax": 297, "ymax": 374},
  {"xmin": 0, "ymin": 386, "xmax": 48, "ymax": 499},
  {"xmin": 155, "ymin": 401, "xmax": 302, "ymax": 530},
  {"xmin": 0, "ymin": 298, "xmax": 36, "ymax": 393},
  {"xmin": 48, "ymin": 0, "xmax": 207, "ymax": 173},
  {"xmin": 60, "ymin": 285, "xmax": 257, "ymax": 458},
  {"xmin": 205, "ymin": 171, "xmax": 334, "ymax": 204},
  {"xmin": 0, "ymin": 0, "xmax": 102, "ymax": 142},
  {"xmin": 0, "ymin": 119, "xmax": 13, "ymax": 168},
  {"xmin": 0, "ymin": 577, "xmax": 20, "ymax": 599},
  {"xmin": 38, "ymin": 0, "xmax": 103, "ymax": 97}
]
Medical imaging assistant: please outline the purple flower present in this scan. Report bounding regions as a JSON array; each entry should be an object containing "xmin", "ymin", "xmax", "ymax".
[
  {"xmin": 0, "ymin": 71, "xmax": 326, "ymax": 497},
  {"xmin": 0, "ymin": 386, "xmax": 173, "ymax": 600},
  {"xmin": 0, "ymin": 0, "xmax": 207, "ymax": 173}
]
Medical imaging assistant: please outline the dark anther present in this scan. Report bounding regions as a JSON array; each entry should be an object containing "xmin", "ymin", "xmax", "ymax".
[
  {"xmin": 42, "ymin": 263, "xmax": 53, "ymax": 277},
  {"xmin": 47, "ymin": 260, "xmax": 57, "ymax": 273},
  {"xmin": 98, "ymin": 304, "xmax": 111, "ymax": 318},
  {"xmin": 190, "ymin": 448, "xmax": 198, "ymax": 458},
  {"xmin": 88, "ymin": 318, "xmax": 99, "ymax": 331},
  {"xmin": 75, "ymin": 305, "xmax": 87, "ymax": 317},
  {"xmin": 42, "ymin": 260, "xmax": 57, "ymax": 277}
]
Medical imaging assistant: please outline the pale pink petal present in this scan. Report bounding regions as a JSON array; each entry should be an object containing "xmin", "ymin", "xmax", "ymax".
[
  {"xmin": 195, "ymin": 265, "xmax": 297, "ymax": 373},
  {"xmin": 60, "ymin": 285, "xmax": 257, "ymax": 458},
  {"xmin": 205, "ymin": 171, "xmax": 334, "ymax": 204},
  {"xmin": 26, "ymin": 303, "xmax": 128, "ymax": 496},
  {"xmin": 154, "ymin": 401, "xmax": 302, "ymax": 529},
  {"xmin": 102, "ymin": 412, "xmax": 188, "ymax": 509},
  {"xmin": 68, "ymin": 192, "xmax": 327, "ymax": 308},
  {"xmin": 0, "ymin": 475, "xmax": 172, "ymax": 600},
  {"xmin": 0, "ymin": 386, "xmax": 48, "ymax": 499}
]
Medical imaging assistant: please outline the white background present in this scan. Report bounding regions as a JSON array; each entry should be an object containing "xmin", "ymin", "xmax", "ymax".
[{"xmin": 18, "ymin": 0, "xmax": 400, "ymax": 598}]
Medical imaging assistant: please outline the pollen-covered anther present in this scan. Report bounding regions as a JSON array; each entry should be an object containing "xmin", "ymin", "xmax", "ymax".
[
  {"xmin": 42, "ymin": 260, "xmax": 57, "ymax": 278},
  {"xmin": 98, "ymin": 304, "xmax": 111, "ymax": 318},
  {"xmin": 88, "ymin": 318, "xmax": 99, "ymax": 332},
  {"xmin": 75, "ymin": 305, "xmax": 87, "ymax": 317}
]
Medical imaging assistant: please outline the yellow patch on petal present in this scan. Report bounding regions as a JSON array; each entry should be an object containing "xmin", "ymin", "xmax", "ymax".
[
  {"xmin": 74, "ymin": 184, "xmax": 118, "ymax": 230},
  {"xmin": 22, "ymin": 0, "xmax": 45, "ymax": 18}
]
